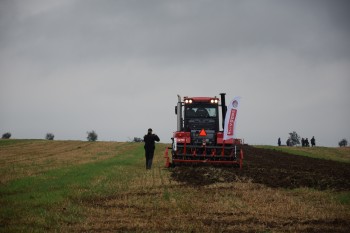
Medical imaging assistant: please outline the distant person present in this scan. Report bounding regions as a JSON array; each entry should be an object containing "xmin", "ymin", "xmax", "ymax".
[
  {"xmin": 278, "ymin": 138, "xmax": 281, "ymax": 146},
  {"xmin": 311, "ymin": 136, "xmax": 316, "ymax": 147},
  {"xmin": 305, "ymin": 138, "xmax": 309, "ymax": 147},
  {"xmin": 143, "ymin": 128, "xmax": 160, "ymax": 169}
]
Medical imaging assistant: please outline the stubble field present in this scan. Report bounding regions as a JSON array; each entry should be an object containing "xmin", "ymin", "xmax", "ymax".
[{"xmin": 0, "ymin": 140, "xmax": 349, "ymax": 232}]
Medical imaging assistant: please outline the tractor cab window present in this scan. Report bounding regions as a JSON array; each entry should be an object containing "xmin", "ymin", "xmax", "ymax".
[{"xmin": 185, "ymin": 106, "xmax": 217, "ymax": 118}]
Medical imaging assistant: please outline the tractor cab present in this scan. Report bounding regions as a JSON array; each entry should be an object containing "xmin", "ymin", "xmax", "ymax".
[{"xmin": 182, "ymin": 97, "xmax": 220, "ymax": 146}]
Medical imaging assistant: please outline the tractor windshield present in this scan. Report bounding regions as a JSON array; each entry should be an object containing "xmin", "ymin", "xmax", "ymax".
[
  {"xmin": 184, "ymin": 104, "xmax": 220, "ymax": 137},
  {"xmin": 185, "ymin": 105, "xmax": 217, "ymax": 118}
]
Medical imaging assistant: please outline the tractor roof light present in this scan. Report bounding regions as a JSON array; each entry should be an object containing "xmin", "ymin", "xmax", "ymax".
[
  {"xmin": 210, "ymin": 99, "xmax": 219, "ymax": 104},
  {"xmin": 184, "ymin": 99, "xmax": 193, "ymax": 104}
]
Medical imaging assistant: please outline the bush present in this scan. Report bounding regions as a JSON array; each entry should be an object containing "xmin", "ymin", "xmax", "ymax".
[
  {"xmin": 46, "ymin": 133, "xmax": 55, "ymax": 140},
  {"xmin": 2, "ymin": 132, "xmax": 11, "ymax": 139},
  {"xmin": 288, "ymin": 131, "xmax": 300, "ymax": 146},
  {"xmin": 133, "ymin": 137, "xmax": 143, "ymax": 142},
  {"xmin": 87, "ymin": 130, "xmax": 98, "ymax": 142},
  {"xmin": 339, "ymin": 138, "xmax": 348, "ymax": 147}
]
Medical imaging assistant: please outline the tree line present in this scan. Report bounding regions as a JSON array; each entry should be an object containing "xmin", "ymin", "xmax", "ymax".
[
  {"xmin": 278, "ymin": 131, "xmax": 348, "ymax": 147},
  {"xmin": 1, "ymin": 131, "xmax": 99, "ymax": 142},
  {"xmin": 1, "ymin": 131, "xmax": 348, "ymax": 147},
  {"xmin": 1, "ymin": 131, "xmax": 145, "ymax": 143}
]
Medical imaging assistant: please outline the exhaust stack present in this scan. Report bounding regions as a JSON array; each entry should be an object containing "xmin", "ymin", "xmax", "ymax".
[
  {"xmin": 177, "ymin": 94, "xmax": 182, "ymax": 131},
  {"xmin": 220, "ymin": 93, "xmax": 227, "ymax": 130}
]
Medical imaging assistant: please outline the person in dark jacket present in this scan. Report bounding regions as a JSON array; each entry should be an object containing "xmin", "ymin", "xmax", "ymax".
[
  {"xmin": 305, "ymin": 138, "xmax": 310, "ymax": 147},
  {"xmin": 143, "ymin": 128, "xmax": 160, "ymax": 169},
  {"xmin": 311, "ymin": 136, "xmax": 316, "ymax": 147}
]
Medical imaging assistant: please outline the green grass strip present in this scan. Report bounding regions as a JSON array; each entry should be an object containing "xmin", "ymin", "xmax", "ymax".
[{"xmin": 0, "ymin": 139, "xmax": 35, "ymax": 147}]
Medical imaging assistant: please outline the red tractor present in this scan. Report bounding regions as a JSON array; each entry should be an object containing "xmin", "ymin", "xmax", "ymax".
[{"xmin": 165, "ymin": 93, "xmax": 244, "ymax": 168}]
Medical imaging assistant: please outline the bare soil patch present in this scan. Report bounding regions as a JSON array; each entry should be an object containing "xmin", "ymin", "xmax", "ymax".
[{"xmin": 170, "ymin": 145, "xmax": 350, "ymax": 191}]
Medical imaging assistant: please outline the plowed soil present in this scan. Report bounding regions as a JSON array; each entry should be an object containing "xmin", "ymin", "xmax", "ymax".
[{"xmin": 171, "ymin": 145, "xmax": 350, "ymax": 191}]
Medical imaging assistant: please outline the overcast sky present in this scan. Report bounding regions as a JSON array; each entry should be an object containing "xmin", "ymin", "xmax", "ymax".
[{"xmin": 1, "ymin": 0, "xmax": 349, "ymax": 146}]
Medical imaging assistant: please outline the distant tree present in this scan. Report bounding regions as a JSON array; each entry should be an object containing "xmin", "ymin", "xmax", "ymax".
[
  {"xmin": 2, "ymin": 132, "xmax": 11, "ymax": 139},
  {"xmin": 87, "ymin": 130, "xmax": 98, "ymax": 142},
  {"xmin": 133, "ymin": 137, "xmax": 143, "ymax": 142},
  {"xmin": 46, "ymin": 133, "xmax": 55, "ymax": 140},
  {"xmin": 288, "ymin": 131, "xmax": 300, "ymax": 146},
  {"xmin": 338, "ymin": 138, "xmax": 348, "ymax": 147}
]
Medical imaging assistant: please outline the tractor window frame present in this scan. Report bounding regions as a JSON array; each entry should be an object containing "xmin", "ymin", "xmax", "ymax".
[{"xmin": 184, "ymin": 104, "xmax": 218, "ymax": 118}]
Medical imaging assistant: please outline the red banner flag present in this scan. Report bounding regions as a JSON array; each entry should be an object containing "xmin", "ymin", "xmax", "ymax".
[{"xmin": 223, "ymin": 96, "xmax": 241, "ymax": 140}]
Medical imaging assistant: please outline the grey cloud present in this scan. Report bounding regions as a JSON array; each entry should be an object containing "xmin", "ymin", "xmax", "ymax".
[
  {"xmin": 0, "ymin": 0, "xmax": 349, "ymax": 146},
  {"xmin": 2, "ymin": 0, "xmax": 349, "ymax": 67}
]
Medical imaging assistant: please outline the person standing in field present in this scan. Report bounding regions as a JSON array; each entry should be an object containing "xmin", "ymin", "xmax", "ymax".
[
  {"xmin": 311, "ymin": 136, "xmax": 316, "ymax": 147},
  {"xmin": 143, "ymin": 128, "xmax": 160, "ymax": 169},
  {"xmin": 305, "ymin": 138, "xmax": 310, "ymax": 147},
  {"xmin": 278, "ymin": 137, "xmax": 281, "ymax": 146}
]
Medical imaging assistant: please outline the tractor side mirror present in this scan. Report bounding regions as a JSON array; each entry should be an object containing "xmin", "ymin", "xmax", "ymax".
[{"xmin": 175, "ymin": 106, "xmax": 177, "ymax": 115}]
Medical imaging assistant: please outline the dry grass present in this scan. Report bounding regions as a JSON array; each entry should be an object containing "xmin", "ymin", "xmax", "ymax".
[
  {"xmin": 0, "ymin": 140, "xmax": 130, "ymax": 184},
  {"xmin": 65, "ymin": 149, "xmax": 350, "ymax": 233},
  {"xmin": 71, "ymin": 182, "xmax": 350, "ymax": 232}
]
